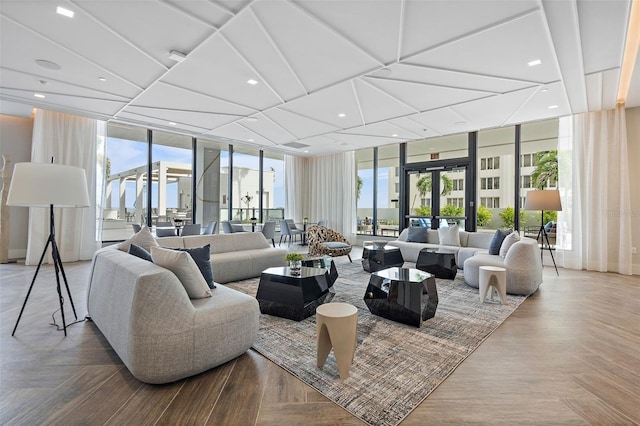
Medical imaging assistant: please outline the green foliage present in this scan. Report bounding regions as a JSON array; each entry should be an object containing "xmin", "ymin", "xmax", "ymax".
[
  {"xmin": 105, "ymin": 157, "xmax": 111, "ymax": 179},
  {"xmin": 416, "ymin": 174, "xmax": 453, "ymax": 198},
  {"xmin": 356, "ymin": 175, "xmax": 363, "ymax": 202},
  {"xmin": 476, "ymin": 205, "xmax": 492, "ymax": 227},
  {"xmin": 440, "ymin": 204, "xmax": 463, "ymax": 217},
  {"xmin": 531, "ymin": 150, "xmax": 558, "ymax": 189},
  {"xmin": 284, "ymin": 253, "xmax": 304, "ymax": 262},
  {"xmin": 499, "ymin": 207, "xmax": 527, "ymax": 229},
  {"xmin": 543, "ymin": 210, "xmax": 557, "ymax": 224},
  {"xmin": 415, "ymin": 205, "xmax": 431, "ymax": 216}
]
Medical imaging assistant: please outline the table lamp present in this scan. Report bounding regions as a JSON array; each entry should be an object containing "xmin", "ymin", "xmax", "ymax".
[
  {"xmin": 524, "ymin": 189, "xmax": 562, "ymax": 275},
  {"xmin": 7, "ymin": 161, "xmax": 90, "ymax": 336}
]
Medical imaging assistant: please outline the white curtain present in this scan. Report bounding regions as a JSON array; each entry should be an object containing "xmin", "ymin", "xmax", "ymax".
[
  {"xmin": 285, "ymin": 152, "xmax": 356, "ymax": 238},
  {"xmin": 556, "ymin": 105, "xmax": 632, "ymax": 275},
  {"xmin": 26, "ymin": 109, "xmax": 105, "ymax": 264}
]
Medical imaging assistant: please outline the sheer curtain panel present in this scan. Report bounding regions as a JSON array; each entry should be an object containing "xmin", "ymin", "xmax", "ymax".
[
  {"xmin": 557, "ymin": 105, "xmax": 632, "ymax": 275},
  {"xmin": 26, "ymin": 109, "xmax": 104, "ymax": 264}
]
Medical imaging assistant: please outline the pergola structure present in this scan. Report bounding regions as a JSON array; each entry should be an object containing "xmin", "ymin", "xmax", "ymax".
[{"xmin": 106, "ymin": 161, "xmax": 192, "ymax": 225}]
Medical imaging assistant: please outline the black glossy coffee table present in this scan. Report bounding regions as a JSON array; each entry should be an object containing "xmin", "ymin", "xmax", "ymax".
[
  {"xmin": 256, "ymin": 266, "xmax": 335, "ymax": 321},
  {"xmin": 361, "ymin": 243, "xmax": 404, "ymax": 272},
  {"xmin": 416, "ymin": 248, "xmax": 457, "ymax": 279},
  {"xmin": 363, "ymin": 267, "xmax": 438, "ymax": 327},
  {"xmin": 302, "ymin": 257, "xmax": 338, "ymax": 286}
]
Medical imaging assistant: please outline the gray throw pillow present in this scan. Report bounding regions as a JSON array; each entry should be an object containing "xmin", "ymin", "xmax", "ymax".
[
  {"xmin": 488, "ymin": 229, "xmax": 511, "ymax": 255},
  {"xmin": 129, "ymin": 244, "xmax": 153, "ymax": 262},
  {"xmin": 406, "ymin": 227, "xmax": 428, "ymax": 243},
  {"xmin": 171, "ymin": 244, "xmax": 216, "ymax": 289}
]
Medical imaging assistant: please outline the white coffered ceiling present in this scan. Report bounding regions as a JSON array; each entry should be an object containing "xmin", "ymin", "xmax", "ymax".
[{"xmin": 1, "ymin": 0, "xmax": 637, "ymax": 156}]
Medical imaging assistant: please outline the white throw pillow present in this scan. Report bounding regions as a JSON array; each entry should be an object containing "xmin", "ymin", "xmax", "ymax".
[
  {"xmin": 118, "ymin": 225, "xmax": 159, "ymax": 253},
  {"xmin": 499, "ymin": 232, "xmax": 521, "ymax": 257},
  {"xmin": 438, "ymin": 224, "xmax": 460, "ymax": 247},
  {"xmin": 151, "ymin": 246, "xmax": 212, "ymax": 299}
]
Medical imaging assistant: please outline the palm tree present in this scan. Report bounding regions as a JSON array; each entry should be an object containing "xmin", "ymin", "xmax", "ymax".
[
  {"xmin": 531, "ymin": 150, "xmax": 558, "ymax": 189},
  {"xmin": 416, "ymin": 174, "xmax": 453, "ymax": 198}
]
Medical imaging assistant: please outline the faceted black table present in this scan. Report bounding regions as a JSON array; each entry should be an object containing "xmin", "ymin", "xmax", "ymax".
[
  {"xmin": 256, "ymin": 266, "xmax": 335, "ymax": 321},
  {"xmin": 364, "ymin": 267, "xmax": 438, "ymax": 327},
  {"xmin": 362, "ymin": 243, "xmax": 404, "ymax": 272},
  {"xmin": 302, "ymin": 257, "xmax": 338, "ymax": 286},
  {"xmin": 416, "ymin": 248, "xmax": 457, "ymax": 280}
]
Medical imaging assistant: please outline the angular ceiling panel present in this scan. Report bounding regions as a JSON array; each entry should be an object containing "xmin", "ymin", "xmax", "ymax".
[
  {"xmin": 251, "ymin": 1, "xmax": 381, "ymax": 92},
  {"xmin": 125, "ymin": 105, "xmax": 238, "ymax": 131},
  {"xmin": 408, "ymin": 12, "xmax": 560, "ymax": 84},
  {"xmin": 365, "ymin": 78, "xmax": 493, "ymax": 112},
  {"xmin": 354, "ymin": 79, "xmax": 418, "ymax": 124},
  {"xmin": 293, "ymin": 0, "xmax": 401, "ymax": 64},
  {"xmin": 504, "ymin": 82, "xmax": 571, "ymax": 125},
  {"xmin": 401, "ymin": 0, "xmax": 539, "ymax": 58},
  {"xmin": 205, "ymin": 122, "xmax": 276, "ymax": 146},
  {"xmin": 238, "ymin": 114, "xmax": 297, "ymax": 145},
  {"xmin": 264, "ymin": 108, "xmax": 339, "ymax": 139}
]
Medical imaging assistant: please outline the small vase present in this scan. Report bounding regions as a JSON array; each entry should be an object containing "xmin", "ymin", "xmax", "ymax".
[{"xmin": 289, "ymin": 260, "xmax": 302, "ymax": 274}]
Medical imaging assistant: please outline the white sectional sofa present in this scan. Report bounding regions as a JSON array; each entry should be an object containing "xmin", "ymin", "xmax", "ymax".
[
  {"xmin": 156, "ymin": 232, "xmax": 288, "ymax": 283},
  {"xmin": 387, "ymin": 226, "xmax": 543, "ymax": 295}
]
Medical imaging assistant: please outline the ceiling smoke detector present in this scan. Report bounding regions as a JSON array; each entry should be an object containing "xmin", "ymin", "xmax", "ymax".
[
  {"xmin": 35, "ymin": 59, "xmax": 61, "ymax": 70},
  {"xmin": 168, "ymin": 50, "xmax": 187, "ymax": 62}
]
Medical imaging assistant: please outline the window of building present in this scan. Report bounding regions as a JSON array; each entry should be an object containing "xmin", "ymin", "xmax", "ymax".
[{"xmin": 453, "ymin": 179, "xmax": 464, "ymax": 191}]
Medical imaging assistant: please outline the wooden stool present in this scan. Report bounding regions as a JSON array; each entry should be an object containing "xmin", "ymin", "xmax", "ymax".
[
  {"xmin": 316, "ymin": 302, "xmax": 358, "ymax": 379},
  {"xmin": 479, "ymin": 266, "xmax": 507, "ymax": 304}
]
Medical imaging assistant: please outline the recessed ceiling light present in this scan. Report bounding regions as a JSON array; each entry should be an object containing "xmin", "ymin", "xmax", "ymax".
[
  {"xmin": 392, "ymin": 134, "xmax": 398, "ymax": 137},
  {"xmin": 35, "ymin": 59, "xmax": 61, "ymax": 70},
  {"xmin": 248, "ymin": 138, "xmax": 254, "ymax": 142},
  {"xmin": 541, "ymin": 88, "xmax": 549, "ymax": 92},
  {"xmin": 338, "ymin": 113, "xmax": 346, "ymax": 118},
  {"xmin": 98, "ymin": 77, "xmax": 107, "ymax": 82},
  {"xmin": 247, "ymin": 79, "xmax": 259, "ymax": 85},
  {"xmin": 304, "ymin": 150, "xmax": 309, "ymax": 153},
  {"xmin": 245, "ymin": 117, "xmax": 258, "ymax": 122},
  {"xmin": 455, "ymin": 121, "xmax": 465, "ymax": 126},
  {"xmin": 169, "ymin": 122, "xmax": 176, "ymax": 125},
  {"xmin": 168, "ymin": 50, "xmax": 187, "ymax": 62},
  {"xmin": 548, "ymin": 105, "xmax": 559, "ymax": 109},
  {"xmin": 34, "ymin": 93, "xmax": 45, "ymax": 98},
  {"xmin": 56, "ymin": 6, "xmax": 74, "ymax": 18},
  {"xmin": 528, "ymin": 59, "xmax": 542, "ymax": 67}
]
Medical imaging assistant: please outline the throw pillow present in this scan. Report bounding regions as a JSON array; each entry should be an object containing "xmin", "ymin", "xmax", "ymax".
[
  {"xmin": 499, "ymin": 232, "xmax": 521, "ymax": 257},
  {"xmin": 171, "ymin": 244, "xmax": 216, "ymax": 289},
  {"xmin": 488, "ymin": 229, "xmax": 512, "ymax": 255},
  {"xmin": 438, "ymin": 224, "xmax": 460, "ymax": 247},
  {"xmin": 406, "ymin": 227, "xmax": 428, "ymax": 243},
  {"xmin": 118, "ymin": 226, "xmax": 159, "ymax": 253},
  {"xmin": 150, "ymin": 246, "xmax": 212, "ymax": 299},
  {"xmin": 129, "ymin": 244, "xmax": 153, "ymax": 262}
]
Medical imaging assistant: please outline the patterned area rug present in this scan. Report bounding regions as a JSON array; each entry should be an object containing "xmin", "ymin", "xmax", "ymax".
[{"xmin": 227, "ymin": 261, "xmax": 527, "ymax": 426}]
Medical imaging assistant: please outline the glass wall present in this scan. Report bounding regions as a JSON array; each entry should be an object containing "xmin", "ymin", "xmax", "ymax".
[
  {"xmin": 477, "ymin": 127, "xmax": 515, "ymax": 231},
  {"xmin": 151, "ymin": 131, "xmax": 192, "ymax": 227},
  {"xmin": 195, "ymin": 138, "xmax": 228, "ymax": 232},
  {"xmin": 263, "ymin": 151, "xmax": 285, "ymax": 223},
  {"xmin": 377, "ymin": 144, "xmax": 400, "ymax": 235},
  {"xmin": 355, "ymin": 148, "xmax": 374, "ymax": 235},
  {"xmin": 231, "ymin": 146, "xmax": 260, "ymax": 223},
  {"xmin": 102, "ymin": 123, "xmax": 148, "ymax": 241},
  {"xmin": 521, "ymin": 119, "xmax": 559, "ymax": 234}
]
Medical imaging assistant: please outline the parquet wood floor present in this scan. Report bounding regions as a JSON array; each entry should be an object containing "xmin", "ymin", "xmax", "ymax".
[{"xmin": 1, "ymin": 258, "xmax": 638, "ymax": 425}]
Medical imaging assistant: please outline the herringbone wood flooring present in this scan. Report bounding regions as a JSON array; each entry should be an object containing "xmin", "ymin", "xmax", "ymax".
[{"xmin": 1, "ymin": 257, "xmax": 638, "ymax": 425}]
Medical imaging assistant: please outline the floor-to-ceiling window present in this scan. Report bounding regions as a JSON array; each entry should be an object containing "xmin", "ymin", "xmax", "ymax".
[
  {"xmin": 195, "ymin": 138, "xmax": 227, "ymax": 232},
  {"xmin": 377, "ymin": 144, "xmax": 400, "ymax": 235},
  {"xmin": 101, "ymin": 123, "xmax": 148, "ymax": 241},
  {"xmin": 477, "ymin": 127, "xmax": 516, "ymax": 231},
  {"xmin": 151, "ymin": 131, "xmax": 192, "ymax": 227},
  {"xmin": 355, "ymin": 148, "xmax": 374, "ymax": 235},
  {"xmin": 232, "ymin": 146, "xmax": 260, "ymax": 223},
  {"xmin": 263, "ymin": 152, "xmax": 285, "ymax": 223}
]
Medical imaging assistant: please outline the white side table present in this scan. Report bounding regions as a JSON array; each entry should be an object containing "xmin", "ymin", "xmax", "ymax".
[
  {"xmin": 479, "ymin": 266, "xmax": 507, "ymax": 305},
  {"xmin": 316, "ymin": 302, "xmax": 358, "ymax": 379}
]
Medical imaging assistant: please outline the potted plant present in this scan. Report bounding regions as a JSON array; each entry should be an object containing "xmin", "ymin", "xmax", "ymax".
[{"xmin": 285, "ymin": 252, "xmax": 304, "ymax": 273}]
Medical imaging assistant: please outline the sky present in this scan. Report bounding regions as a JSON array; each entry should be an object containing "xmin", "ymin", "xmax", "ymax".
[
  {"xmin": 358, "ymin": 167, "xmax": 390, "ymax": 208},
  {"xmin": 106, "ymin": 137, "xmax": 284, "ymax": 209}
]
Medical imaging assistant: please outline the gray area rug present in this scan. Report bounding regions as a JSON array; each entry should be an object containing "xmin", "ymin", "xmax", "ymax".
[{"xmin": 227, "ymin": 261, "xmax": 527, "ymax": 426}]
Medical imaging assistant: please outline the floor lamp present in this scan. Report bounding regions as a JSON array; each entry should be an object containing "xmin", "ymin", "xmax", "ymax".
[
  {"xmin": 524, "ymin": 189, "xmax": 562, "ymax": 276},
  {"xmin": 7, "ymin": 161, "xmax": 90, "ymax": 336}
]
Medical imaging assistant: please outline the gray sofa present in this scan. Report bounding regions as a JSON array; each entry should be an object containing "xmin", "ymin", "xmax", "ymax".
[
  {"xmin": 156, "ymin": 232, "xmax": 288, "ymax": 283},
  {"xmin": 87, "ymin": 246, "xmax": 260, "ymax": 384},
  {"xmin": 388, "ymin": 227, "xmax": 543, "ymax": 295}
]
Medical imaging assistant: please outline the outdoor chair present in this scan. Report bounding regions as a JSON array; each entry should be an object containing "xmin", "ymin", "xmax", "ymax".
[
  {"xmin": 261, "ymin": 220, "xmax": 276, "ymax": 247},
  {"xmin": 180, "ymin": 223, "xmax": 201, "ymax": 236}
]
